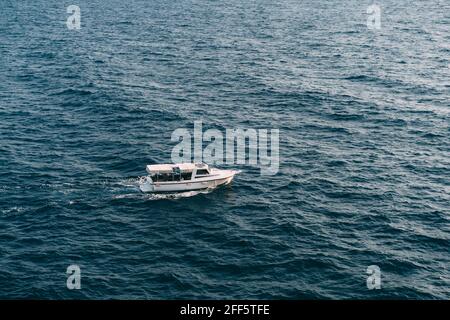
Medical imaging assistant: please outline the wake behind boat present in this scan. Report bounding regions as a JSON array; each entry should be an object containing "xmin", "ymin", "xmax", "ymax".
[{"xmin": 139, "ymin": 163, "xmax": 239, "ymax": 193}]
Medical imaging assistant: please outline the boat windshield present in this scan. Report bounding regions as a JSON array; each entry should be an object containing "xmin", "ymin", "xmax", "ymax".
[{"xmin": 196, "ymin": 169, "xmax": 209, "ymax": 177}]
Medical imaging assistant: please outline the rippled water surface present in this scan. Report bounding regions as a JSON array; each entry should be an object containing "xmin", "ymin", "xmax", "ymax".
[{"xmin": 0, "ymin": 0, "xmax": 449, "ymax": 299}]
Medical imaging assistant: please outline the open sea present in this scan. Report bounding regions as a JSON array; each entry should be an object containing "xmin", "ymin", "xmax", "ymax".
[{"xmin": 0, "ymin": 0, "xmax": 449, "ymax": 299}]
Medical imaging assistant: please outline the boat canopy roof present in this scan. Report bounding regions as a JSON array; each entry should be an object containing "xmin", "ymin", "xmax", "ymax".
[{"xmin": 146, "ymin": 163, "xmax": 208, "ymax": 174}]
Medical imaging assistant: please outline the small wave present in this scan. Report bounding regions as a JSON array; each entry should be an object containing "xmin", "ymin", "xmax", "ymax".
[
  {"xmin": 273, "ymin": 180, "xmax": 302, "ymax": 191},
  {"xmin": 49, "ymin": 88, "xmax": 94, "ymax": 96},
  {"xmin": 344, "ymin": 74, "xmax": 373, "ymax": 82},
  {"xmin": 1, "ymin": 206, "xmax": 26, "ymax": 216},
  {"xmin": 111, "ymin": 193, "xmax": 142, "ymax": 200}
]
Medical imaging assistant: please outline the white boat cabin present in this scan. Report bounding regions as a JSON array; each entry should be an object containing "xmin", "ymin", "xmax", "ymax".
[{"xmin": 146, "ymin": 163, "xmax": 211, "ymax": 183}]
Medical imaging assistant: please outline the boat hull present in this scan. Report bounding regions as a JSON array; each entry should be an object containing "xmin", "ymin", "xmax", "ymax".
[{"xmin": 139, "ymin": 171, "xmax": 237, "ymax": 193}]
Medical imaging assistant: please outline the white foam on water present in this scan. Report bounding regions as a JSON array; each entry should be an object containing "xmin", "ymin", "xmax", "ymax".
[
  {"xmin": 142, "ymin": 188, "xmax": 215, "ymax": 200},
  {"xmin": 117, "ymin": 178, "xmax": 141, "ymax": 188},
  {"xmin": 112, "ymin": 177, "xmax": 219, "ymax": 201},
  {"xmin": 1, "ymin": 206, "xmax": 26, "ymax": 216}
]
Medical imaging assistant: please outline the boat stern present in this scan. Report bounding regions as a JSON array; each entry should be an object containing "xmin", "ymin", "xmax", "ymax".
[{"xmin": 139, "ymin": 176, "xmax": 154, "ymax": 193}]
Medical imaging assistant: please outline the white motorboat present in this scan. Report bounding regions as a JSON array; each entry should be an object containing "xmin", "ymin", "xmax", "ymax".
[{"xmin": 139, "ymin": 163, "xmax": 240, "ymax": 193}]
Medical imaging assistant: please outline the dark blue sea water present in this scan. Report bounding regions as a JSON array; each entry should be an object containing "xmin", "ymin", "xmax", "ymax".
[{"xmin": 0, "ymin": 0, "xmax": 449, "ymax": 299}]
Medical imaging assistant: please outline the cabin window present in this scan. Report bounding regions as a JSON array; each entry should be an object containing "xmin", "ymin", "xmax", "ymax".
[
  {"xmin": 181, "ymin": 172, "xmax": 192, "ymax": 180},
  {"xmin": 151, "ymin": 170, "xmax": 193, "ymax": 182},
  {"xmin": 196, "ymin": 169, "xmax": 209, "ymax": 176},
  {"xmin": 152, "ymin": 172, "xmax": 189, "ymax": 182},
  {"xmin": 153, "ymin": 173, "xmax": 171, "ymax": 182}
]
